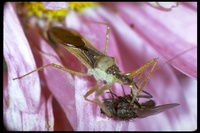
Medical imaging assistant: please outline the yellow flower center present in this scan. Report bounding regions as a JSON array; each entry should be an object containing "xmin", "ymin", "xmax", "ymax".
[
  {"xmin": 69, "ymin": 2, "xmax": 98, "ymax": 12},
  {"xmin": 17, "ymin": 2, "xmax": 98, "ymax": 22}
]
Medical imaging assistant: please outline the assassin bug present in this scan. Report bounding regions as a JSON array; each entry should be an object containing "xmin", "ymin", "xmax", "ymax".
[{"xmin": 13, "ymin": 24, "xmax": 158, "ymax": 117}]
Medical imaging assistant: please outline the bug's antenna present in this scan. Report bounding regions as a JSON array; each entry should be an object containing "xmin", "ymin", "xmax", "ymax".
[{"xmin": 156, "ymin": 46, "xmax": 196, "ymax": 71}]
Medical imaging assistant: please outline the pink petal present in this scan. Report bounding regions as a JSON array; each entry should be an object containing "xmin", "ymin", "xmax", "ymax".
[
  {"xmin": 4, "ymin": 3, "xmax": 55, "ymax": 131},
  {"xmin": 3, "ymin": 72, "xmax": 22, "ymax": 130},
  {"xmin": 7, "ymin": 2, "xmax": 195, "ymax": 131},
  {"xmin": 24, "ymin": 28, "xmax": 76, "ymax": 130},
  {"xmin": 4, "ymin": 71, "xmax": 54, "ymax": 131},
  {"xmin": 18, "ymin": 96, "xmax": 53, "ymax": 131},
  {"xmin": 52, "ymin": 98, "xmax": 74, "ymax": 131},
  {"xmin": 68, "ymin": 4, "xmax": 196, "ymax": 130},
  {"xmin": 63, "ymin": 10, "xmax": 129, "ymax": 130},
  {"xmin": 147, "ymin": 2, "xmax": 179, "ymax": 11},
  {"xmin": 182, "ymin": 2, "xmax": 197, "ymax": 10},
  {"xmin": 46, "ymin": 96, "xmax": 55, "ymax": 131},
  {"xmin": 42, "ymin": 2, "xmax": 69, "ymax": 10},
  {"xmin": 4, "ymin": 2, "xmax": 41, "ymax": 113},
  {"xmin": 112, "ymin": 2, "xmax": 197, "ymax": 79},
  {"xmin": 46, "ymin": 2, "xmax": 196, "ymax": 130},
  {"xmin": 41, "ymin": 2, "xmax": 196, "ymax": 130}
]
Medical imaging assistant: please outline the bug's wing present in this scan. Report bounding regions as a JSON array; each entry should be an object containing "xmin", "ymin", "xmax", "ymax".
[
  {"xmin": 137, "ymin": 103, "xmax": 180, "ymax": 118},
  {"xmin": 48, "ymin": 27, "xmax": 105, "ymax": 68}
]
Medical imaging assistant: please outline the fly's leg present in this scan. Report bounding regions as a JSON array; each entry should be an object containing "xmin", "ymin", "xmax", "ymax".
[
  {"xmin": 95, "ymin": 84, "xmax": 112, "ymax": 117},
  {"xmin": 125, "ymin": 58, "xmax": 158, "ymax": 104},
  {"xmin": 137, "ymin": 90, "xmax": 153, "ymax": 99},
  {"xmin": 83, "ymin": 81, "xmax": 100, "ymax": 104},
  {"xmin": 13, "ymin": 63, "xmax": 88, "ymax": 80}
]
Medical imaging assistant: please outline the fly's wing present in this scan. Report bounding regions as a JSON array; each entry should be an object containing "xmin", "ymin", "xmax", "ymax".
[
  {"xmin": 137, "ymin": 103, "xmax": 180, "ymax": 118},
  {"xmin": 48, "ymin": 27, "xmax": 105, "ymax": 68}
]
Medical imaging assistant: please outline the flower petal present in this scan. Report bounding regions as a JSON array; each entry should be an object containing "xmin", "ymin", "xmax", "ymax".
[
  {"xmin": 4, "ymin": 71, "xmax": 54, "ymax": 131},
  {"xmin": 75, "ymin": 4, "xmax": 196, "ymax": 131},
  {"xmin": 38, "ymin": 2, "xmax": 197, "ymax": 130},
  {"xmin": 24, "ymin": 27, "xmax": 76, "ymax": 130},
  {"xmin": 112, "ymin": 2, "xmax": 197, "ymax": 79},
  {"xmin": 42, "ymin": 2, "xmax": 69, "ymax": 10},
  {"xmin": 147, "ymin": 2, "xmax": 179, "ymax": 11},
  {"xmin": 65, "ymin": 10, "xmax": 130, "ymax": 131},
  {"xmin": 182, "ymin": 2, "xmax": 197, "ymax": 10},
  {"xmin": 4, "ymin": 2, "xmax": 41, "ymax": 113}
]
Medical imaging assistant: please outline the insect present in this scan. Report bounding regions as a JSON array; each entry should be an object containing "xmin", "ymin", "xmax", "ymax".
[
  {"xmin": 13, "ymin": 24, "xmax": 158, "ymax": 117},
  {"xmin": 101, "ymin": 88, "xmax": 180, "ymax": 120}
]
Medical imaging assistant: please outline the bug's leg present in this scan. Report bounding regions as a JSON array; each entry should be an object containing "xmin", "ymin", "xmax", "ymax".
[
  {"xmin": 102, "ymin": 23, "xmax": 110, "ymax": 55},
  {"xmin": 95, "ymin": 84, "xmax": 113, "ymax": 117},
  {"xmin": 125, "ymin": 58, "xmax": 158, "ymax": 78},
  {"xmin": 84, "ymin": 81, "xmax": 100, "ymax": 104},
  {"xmin": 13, "ymin": 63, "xmax": 88, "ymax": 80},
  {"xmin": 83, "ymin": 21, "xmax": 110, "ymax": 55},
  {"xmin": 125, "ymin": 58, "xmax": 158, "ymax": 103},
  {"xmin": 135, "ymin": 70, "xmax": 144, "ymax": 83},
  {"xmin": 132, "ymin": 71, "xmax": 153, "ymax": 99}
]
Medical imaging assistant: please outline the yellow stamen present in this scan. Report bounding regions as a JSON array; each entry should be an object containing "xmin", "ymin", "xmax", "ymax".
[
  {"xmin": 69, "ymin": 2, "xmax": 98, "ymax": 12},
  {"xmin": 17, "ymin": 2, "xmax": 98, "ymax": 21},
  {"xmin": 18, "ymin": 2, "xmax": 67, "ymax": 21},
  {"xmin": 16, "ymin": 2, "xmax": 98, "ymax": 28}
]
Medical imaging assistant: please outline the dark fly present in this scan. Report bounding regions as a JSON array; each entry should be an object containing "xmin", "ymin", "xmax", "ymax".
[{"xmin": 101, "ymin": 90, "xmax": 179, "ymax": 120}]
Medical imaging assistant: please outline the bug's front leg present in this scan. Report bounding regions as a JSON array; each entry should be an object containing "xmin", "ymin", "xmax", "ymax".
[
  {"xmin": 125, "ymin": 58, "xmax": 158, "ymax": 103},
  {"xmin": 84, "ymin": 82, "xmax": 112, "ymax": 117},
  {"xmin": 95, "ymin": 84, "xmax": 112, "ymax": 117},
  {"xmin": 13, "ymin": 63, "xmax": 88, "ymax": 80},
  {"xmin": 84, "ymin": 81, "xmax": 100, "ymax": 104}
]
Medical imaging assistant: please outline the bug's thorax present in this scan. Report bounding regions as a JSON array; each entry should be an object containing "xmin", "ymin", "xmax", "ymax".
[{"xmin": 88, "ymin": 56, "xmax": 132, "ymax": 85}]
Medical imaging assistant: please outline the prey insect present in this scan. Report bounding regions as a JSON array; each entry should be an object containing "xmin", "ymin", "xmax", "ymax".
[
  {"xmin": 101, "ymin": 88, "xmax": 179, "ymax": 120},
  {"xmin": 13, "ymin": 24, "xmax": 158, "ymax": 117}
]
